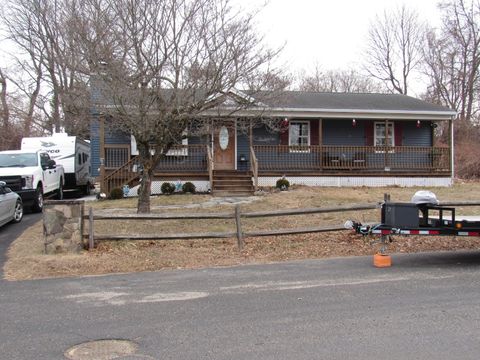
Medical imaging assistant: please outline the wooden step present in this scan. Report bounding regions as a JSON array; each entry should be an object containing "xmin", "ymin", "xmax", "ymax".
[{"xmin": 212, "ymin": 170, "xmax": 254, "ymax": 196}]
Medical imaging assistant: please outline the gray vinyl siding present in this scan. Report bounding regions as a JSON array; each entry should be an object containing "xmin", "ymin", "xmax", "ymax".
[
  {"xmin": 402, "ymin": 122, "xmax": 432, "ymax": 146},
  {"xmin": 104, "ymin": 128, "xmax": 130, "ymax": 144},
  {"xmin": 323, "ymin": 119, "xmax": 365, "ymax": 145},
  {"xmin": 90, "ymin": 117, "xmax": 101, "ymax": 177},
  {"xmin": 237, "ymin": 131, "xmax": 250, "ymax": 170}
]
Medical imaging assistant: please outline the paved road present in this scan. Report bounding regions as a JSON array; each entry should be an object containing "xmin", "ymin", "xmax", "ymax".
[{"xmin": 1, "ymin": 250, "xmax": 480, "ymax": 359}]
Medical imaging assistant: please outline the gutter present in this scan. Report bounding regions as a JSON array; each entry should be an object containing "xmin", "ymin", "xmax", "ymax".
[{"xmin": 201, "ymin": 107, "xmax": 458, "ymax": 121}]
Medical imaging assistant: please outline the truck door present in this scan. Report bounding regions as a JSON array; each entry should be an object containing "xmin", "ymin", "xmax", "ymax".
[{"xmin": 40, "ymin": 153, "xmax": 58, "ymax": 193}]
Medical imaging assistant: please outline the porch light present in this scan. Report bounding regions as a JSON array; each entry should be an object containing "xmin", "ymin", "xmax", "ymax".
[
  {"xmin": 416, "ymin": 120, "xmax": 421, "ymax": 128},
  {"xmin": 281, "ymin": 118, "xmax": 289, "ymax": 127},
  {"xmin": 352, "ymin": 119, "xmax": 356, "ymax": 127}
]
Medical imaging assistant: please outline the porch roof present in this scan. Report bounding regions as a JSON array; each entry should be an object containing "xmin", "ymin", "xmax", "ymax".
[{"xmin": 205, "ymin": 91, "xmax": 458, "ymax": 121}]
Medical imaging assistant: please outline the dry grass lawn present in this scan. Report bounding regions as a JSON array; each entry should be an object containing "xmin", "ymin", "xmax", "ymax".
[{"xmin": 5, "ymin": 181, "xmax": 480, "ymax": 281}]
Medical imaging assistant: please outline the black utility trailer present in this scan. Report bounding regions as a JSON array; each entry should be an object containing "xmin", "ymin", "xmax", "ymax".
[{"xmin": 351, "ymin": 201, "xmax": 480, "ymax": 239}]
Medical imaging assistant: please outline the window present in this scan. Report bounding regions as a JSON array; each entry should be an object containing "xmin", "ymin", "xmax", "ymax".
[
  {"xmin": 40, "ymin": 153, "xmax": 50, "ymax": 168},
  {"xmin": 130, "ymin": 130, "xmax": 188, "ymax": 157},
  {"xmin": 166, "ymin": 130, "xmax": 188, "ymax": 156},
  {"xmin": 374, "ymin": 122, "xmax": 394, "ymax": 147},
  {"xmin": 289, "ymin": 121, "xmax": 310, "ymax": 151}
]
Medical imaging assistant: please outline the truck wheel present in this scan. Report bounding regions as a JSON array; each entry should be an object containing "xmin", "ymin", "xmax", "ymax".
[
  {"xmin": 12, "ymin": 200, "xmax": 23, "ymax": 223},
  {"xmin": 32, "ymin": 186, "xmax": 44, "ymax": 213},
  {"xmin": 83, "ymin": 182, "xmax": 91, "ymax": 196},
  {"xmin": 56, "ymin": 181, "xmax": 64, "ymax": 200}
]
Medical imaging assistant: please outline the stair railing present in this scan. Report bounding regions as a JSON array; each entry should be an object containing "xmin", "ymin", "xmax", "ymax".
[
  {"xmin": 250, "ymin": 145, "xmax": 258, "ymax": 191},
  {"xmin": 103, "ymin": 155, "xmax": 140, "ymax": 194}
]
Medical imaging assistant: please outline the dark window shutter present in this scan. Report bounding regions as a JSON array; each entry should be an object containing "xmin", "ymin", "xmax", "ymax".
[
  {"xmin": 280, "ymin": 127, "xmax": 289, "ymax": 145},
  {"xmin": 310, "ymin": 120, "xmax": 319, "ymax": 145},
  {"xmin": 365, "ymin": 121, "xmax": 374, "ymax": 146},
  {"xmin": 394, "ymin": 122, "xmax": 403, "ymax": 146}
]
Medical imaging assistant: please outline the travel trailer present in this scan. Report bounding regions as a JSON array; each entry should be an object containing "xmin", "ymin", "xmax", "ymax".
[{"xmin": 21, "ymin": 133, "xmax": 93, "ymax": 194}]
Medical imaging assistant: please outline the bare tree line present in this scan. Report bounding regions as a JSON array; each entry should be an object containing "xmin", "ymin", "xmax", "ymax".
[
  {"xmin": 1, "ymin": 1, "xmax": 480, "ymax": 138},
  {"xmin": 1, "ymin": 0, "xmax": 480, "ymax": 200}
]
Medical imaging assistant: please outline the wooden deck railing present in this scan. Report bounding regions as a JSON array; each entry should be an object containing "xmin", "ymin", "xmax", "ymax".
[
  {"xmin": 102, "ymin": 145, "xmax": 209, "ymax": 194},
  {"xmin": 253, "ymin": 145, "xmax": 451, "ymax": 173},
  {"xmin": 155, "ymin": 145, "xmax": 208, "ymax": 172}
]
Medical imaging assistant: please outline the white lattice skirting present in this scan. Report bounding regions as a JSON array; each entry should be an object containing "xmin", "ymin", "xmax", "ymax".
[
  {"xmin": 258, "ymin": 176, "xmax": 453, "ymax": 188},
  {"xmin": 121, "ymin": 176, "xmax": 452, "ymax": 196}
]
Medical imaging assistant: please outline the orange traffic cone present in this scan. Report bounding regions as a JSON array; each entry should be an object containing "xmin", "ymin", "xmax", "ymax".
[{"xmin": 373, "ymin": 253, "xmax": 392, "ymax": 268}]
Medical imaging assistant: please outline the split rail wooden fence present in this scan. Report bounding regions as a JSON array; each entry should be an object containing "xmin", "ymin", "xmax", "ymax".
[
  {"xmin": 83, "ymin": 203, "xmax": 381, "ymax": 251},
  {"xmin": 84, "ymin": 198, "xmax": 480, "ymax": 251}
]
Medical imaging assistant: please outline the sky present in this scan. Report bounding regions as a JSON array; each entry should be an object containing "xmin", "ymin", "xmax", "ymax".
[{"xmin": 235, "ymin": 0, "xmax": 443, "ymax": 94}]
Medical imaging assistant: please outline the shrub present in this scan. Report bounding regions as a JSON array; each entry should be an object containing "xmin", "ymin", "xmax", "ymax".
[
  {"xmin": 109, "ymin": 187, "xmax": 124, "ymax": 199},
  {"xmin": 161, "ymin": 182, "xmax": 175, "ymax": 194},
  {"xmin": 276, "ymin": 178, "xmax": 290, "ymax": 190},
  {"xmin": 182, "ymin": 181, "xmax": 196, "ymax": 194}
]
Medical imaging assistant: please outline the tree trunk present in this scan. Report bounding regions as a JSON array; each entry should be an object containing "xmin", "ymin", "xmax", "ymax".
[
  {"xmin": 137, "ymin": 166, "xmax": 153, "ymax": 213},
  {"xmin": 137, "ymin": 145, "xmax": 154, "ymax": 214}
]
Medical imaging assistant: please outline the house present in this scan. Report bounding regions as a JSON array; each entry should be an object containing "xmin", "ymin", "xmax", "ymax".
[{"xmin": 90, "ymin": 90, "xmax": 457, "ymax": 196}]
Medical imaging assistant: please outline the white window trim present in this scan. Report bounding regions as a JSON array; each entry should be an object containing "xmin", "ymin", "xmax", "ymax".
[
  {"xmin": 374, "ymin": 122, "xmax": 395, "ymax": 153},
  {"xmin": 166, "ymin": 131, "xmax": 188, "ymax": 156},
  {"xmin": 289, "ymin": 121, "xmax": 310, "ymax": 153},
  {"xmin": 131, "ymin": 130, "xmax": 189, "ymax": 157}
]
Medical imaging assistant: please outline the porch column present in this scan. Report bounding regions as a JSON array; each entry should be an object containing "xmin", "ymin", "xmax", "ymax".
[
  {"xmin": 318, "ymin": 118, "xmax": 323, "ymax": 171},
  {"xmin": 384, "ymin": 120, "xmax": 389, "ymax": 169},
  {"xmin": 249, "ymin": 119, "xmax": 253, "ymax": 148},
  {"xmin": 449, "ymin": 118, "xmax": 454, "ymax": 177},
  {"xmin": 99, "ymin": 116, "xmax": 106, "ymax": 193}
]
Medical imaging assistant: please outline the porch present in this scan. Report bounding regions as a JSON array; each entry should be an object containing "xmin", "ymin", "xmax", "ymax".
[
  {"xmin": 100, "ymin": 144, "xmax": 451, "ymax": 194},
  {"xmin": 252, "ymin": 145, "xmax": 451, "ymax": 174}
]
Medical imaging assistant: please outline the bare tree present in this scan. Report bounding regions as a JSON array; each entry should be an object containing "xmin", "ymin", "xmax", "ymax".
[
  {"xmin": 84, "ymin": 0, "xmax": 282, "ymax": 212},
  {"xmin": 365, "ymin": 5, "xmax": 426, "ymax": 94},
  {"xmin": 297, "ymin": 66, "xmax": 385, "ymax": 93},
  {"xmin": 2, "ymin": 0, "xmax": 92, "ymax": 136},
  {"xmin": 423, "ymin": 0, "xmax": 480, "ymax": 122},
  {"xmin": 0, "ymin": 69, "xmax": 12, "ymax": 149}
]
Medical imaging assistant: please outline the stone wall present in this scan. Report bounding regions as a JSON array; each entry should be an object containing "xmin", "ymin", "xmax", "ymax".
[{"xmin": 43, "ymin": 200, "xmax": 85, "ymax": 254}]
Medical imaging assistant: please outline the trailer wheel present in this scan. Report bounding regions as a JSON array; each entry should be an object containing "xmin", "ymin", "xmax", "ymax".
[{"xmin": 32, "ymin": 186, "xmax": 44, "ymax": 213}]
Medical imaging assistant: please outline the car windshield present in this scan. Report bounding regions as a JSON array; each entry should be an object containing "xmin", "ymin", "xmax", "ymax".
[{"xmin": 0, "ymin": 153, "xmax": 38, "ymax": 167}]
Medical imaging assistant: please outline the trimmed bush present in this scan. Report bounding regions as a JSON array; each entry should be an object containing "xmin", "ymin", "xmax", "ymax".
[
  {"xmin": 161, "ymin": 182, "xmax": 175, "ymax": 194},
  {"xmin": 182, "ymin": 182, "xmax": 196, "ymax": 194},
  {"xmin": 109, "ymin": 187, "xmax": 124, "ymax": 199},
  {"xmin": 275, "ymin": 178, "xmax": 290, "ymax": 191}
]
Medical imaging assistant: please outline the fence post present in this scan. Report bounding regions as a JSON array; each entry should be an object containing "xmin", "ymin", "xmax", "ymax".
[
  {"xmin": 235, "ymin": 205, "xmax": 244, "ymax": 250},
  {"xmin": 88, "ymin": 207, "xmax": 94, "ymax": 250},
  {"xmin": 384, "ymin": 193, "xmax": 390, "ymax": 203}
]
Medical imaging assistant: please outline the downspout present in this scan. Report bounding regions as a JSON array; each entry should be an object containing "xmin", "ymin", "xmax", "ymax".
[{"xmin": 449, "ymin": 117, "xmax": 454, "ymax": 181}]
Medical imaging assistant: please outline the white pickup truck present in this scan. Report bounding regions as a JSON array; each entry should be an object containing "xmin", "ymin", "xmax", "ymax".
[{"xmin": 0, "ymin": 150, "xmax": 65, "ymax": 212}]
